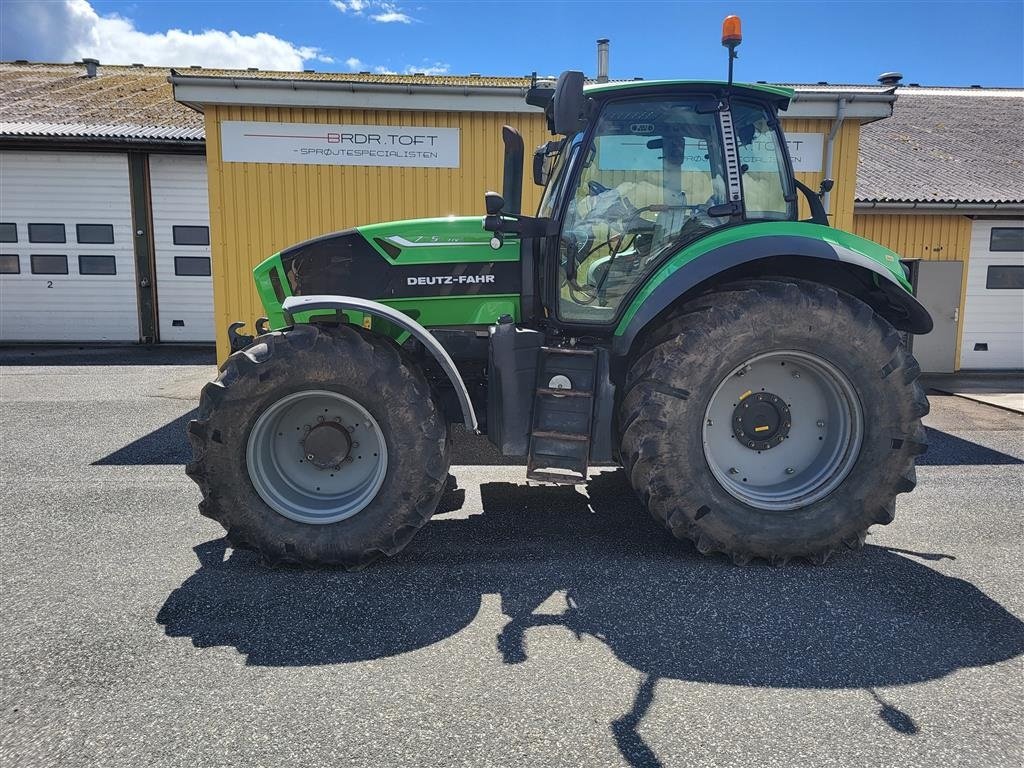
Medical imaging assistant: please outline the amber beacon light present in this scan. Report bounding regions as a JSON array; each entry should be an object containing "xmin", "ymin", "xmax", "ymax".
[
  {"xmin": 722, "ymin": 15, "xmax": 742, "ymax": 84},
  {"xmin": 722, "ymin": 15, "xmax": 742, "ymax": 46}
]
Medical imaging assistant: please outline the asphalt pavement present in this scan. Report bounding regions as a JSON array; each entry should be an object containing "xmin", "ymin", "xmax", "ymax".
[{"xmin": 1, "ymin": 347, "xmax": 1022, "ymax": 768}]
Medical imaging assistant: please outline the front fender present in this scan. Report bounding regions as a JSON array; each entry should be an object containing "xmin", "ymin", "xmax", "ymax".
[
  {"xmin": 282, "ymin": 295, "xmax": 478, "ymax": 433},
  {"xmin": 613, "ymin": 222, "xmax": 933, "ymax": 357}
]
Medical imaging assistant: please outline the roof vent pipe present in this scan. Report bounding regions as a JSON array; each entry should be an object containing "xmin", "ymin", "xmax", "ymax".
[
  {"xmin": 596, "ymin": 38, "xmax": 610, "ymax": 83},
  {"xmin": 877, "ymin": 71, "xmax": 903, "ymax": 86},
  {"xmin": 82, "ymin": 58, "xmax": 99, "ymax": 78}
]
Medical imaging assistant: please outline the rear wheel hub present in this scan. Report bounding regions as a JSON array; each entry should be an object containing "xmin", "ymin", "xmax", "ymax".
[{"xmin": 732, "ymin": 392, "xmax": 791, "ymax": 450}]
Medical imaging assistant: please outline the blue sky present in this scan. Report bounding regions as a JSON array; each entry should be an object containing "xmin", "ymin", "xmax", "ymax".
[{"xmin": 3, "ymin": 0, "xmax": 1022, "ymax": 86}]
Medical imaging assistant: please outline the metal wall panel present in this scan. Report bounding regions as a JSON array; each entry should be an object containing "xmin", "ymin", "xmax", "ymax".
[
  {"xmin": 960, "ymin": 218, "xmax": 1024, "ymax": 369},
  {"xmin": 0, "ymin": 150, "xmax": 139, "ymax": 342},
  {"xmin": 149, "ymin": 154, "xmax": 215, "ymax": 342},
  {"xmin": 852, "ymin": 213, "xmax": 974, "ymax": 368},
  {"xmin": 851, "ymin": 214, "xmax": 972, "ymax": 262}
]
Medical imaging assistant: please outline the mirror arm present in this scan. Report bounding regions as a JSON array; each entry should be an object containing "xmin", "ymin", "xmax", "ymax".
[
  {"xmin": 794, "ymin": 179, "xmax": 830, "ymax": 225},
  {"xmin": 484, "ymin": 213, "xmax": 553, "ymax": 238}
]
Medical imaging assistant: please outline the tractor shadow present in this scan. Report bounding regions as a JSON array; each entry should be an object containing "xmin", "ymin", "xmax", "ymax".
[
  {"xmin": 158, "ymin": 470, "xmax": 1024, "ymax": 766},
  {"xmin": 158, "ymin": 467, "xmax": 1024, "ymax": 679}
]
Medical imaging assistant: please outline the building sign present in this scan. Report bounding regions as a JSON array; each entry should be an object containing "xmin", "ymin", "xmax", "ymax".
[
  {"xmin": 220, "ymin": 121, "xmax": 460, "ymax": 168},
  {"xmin": 597, "ymin": 131, "xmax": 824, "ymax": 174},
  {"xmin": 785, "ymin": 133, "xmax": 824, "ymax": 173}
]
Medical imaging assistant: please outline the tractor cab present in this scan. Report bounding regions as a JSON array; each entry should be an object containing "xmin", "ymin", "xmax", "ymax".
[{"xmin": 485, "ymin": 72, "xmax": 827, "ymax": 332}]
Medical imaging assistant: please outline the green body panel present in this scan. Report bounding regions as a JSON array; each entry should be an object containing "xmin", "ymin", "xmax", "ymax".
[
  {"xmin": 358, "ymin": 216, "xmax": 520, "ymax": 265},
  {"xmin": 253, "ymin": 216, "xmax": 521, "ymax": 342},
  {"xmin": 615, "ymin": 221, "xmax": 913, "ymax": 335}
]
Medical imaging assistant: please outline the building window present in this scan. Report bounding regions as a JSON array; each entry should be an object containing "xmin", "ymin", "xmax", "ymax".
[
  {"xmin": 174, "ymin": 256, "xmax": 211, "ymax": 276},
  {"xmin": 0, "ymin": 254, "xmax": 19, "ymax": 274},
  {"xmin": 0, "ymin": 223, "xmax": 16, "ymax": 243},
  {"xmin": 30, "ymin": 255, "xmax": 69, "ymax": 274},
  {"xmin": 78, "ymin": 255, "xmax": 117, "ymax": 275},
  {"xmin": 986, "ymin": 265, "xmax": 1024, "ymax": 289},
  {"xmin": 28, "ymin": 223, "xmax": 66, "ymax": 243},
  {"xmin": 76, "ymin": 224, "xmax": 115, "ymax": 244},
  {"xmin": 990, "ymin": 227, "xmax": 1024, "ymax": 252},
  {"xmin": 172, "ymin": 225, "xmax": 210, "ymax": 246}
]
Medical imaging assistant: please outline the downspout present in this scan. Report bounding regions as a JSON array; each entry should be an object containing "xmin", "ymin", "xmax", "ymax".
[{"xmin": 822, "ymin": 97, "xmax": 847, "ymax": 217}]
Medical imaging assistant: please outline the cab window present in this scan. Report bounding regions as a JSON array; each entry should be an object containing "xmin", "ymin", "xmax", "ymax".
[
  {"xmin": 557, "ymin": 98, "xmax": 728, "ymax": 323},
  {"xmin": 733, "ymin": 102, "xmax": 796, "ymax": 221}
]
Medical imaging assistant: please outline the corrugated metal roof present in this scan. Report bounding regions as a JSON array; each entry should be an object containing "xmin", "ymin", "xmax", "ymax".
[
  {"xmin": 0, "ymin": 62, "xmax": 203, "ymax": 143},
  {"xmin": 856, "ymin": 87, "xmax": 1024, "ymax": 204},
  {"xmin": 0, "ymin": 121, "xmax": 204, "ymax": 141},
  {"xmin": 170, "ymin": 67, "xmax": 535, "ymax": 88}
]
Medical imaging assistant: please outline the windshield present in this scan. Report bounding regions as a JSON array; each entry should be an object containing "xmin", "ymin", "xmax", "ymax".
[{"xmin": 555, "ymin": 97, "xmax": 730, "ymax": 323}]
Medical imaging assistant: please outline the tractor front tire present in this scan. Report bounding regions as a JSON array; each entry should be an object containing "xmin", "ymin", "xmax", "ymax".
[
  {"xmin": 186, "ymin": 323, "xmax": 450, "ymax": 568},
  {"xmin": 619, "ymin": 278, "xmax": 928, "ymax": 565}
]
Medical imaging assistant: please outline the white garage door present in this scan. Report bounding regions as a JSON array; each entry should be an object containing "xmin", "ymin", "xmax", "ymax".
[
  {"xmin": 0, "ymin": 151, "xmax": 139, "ymax": 342},
  {"xmin": 960, "ymin": 219, "xmax": 1024, "ymax": 370},
  {"xmin": 149, "ymin": 154, "xmax": 214, "ymax": 342}
]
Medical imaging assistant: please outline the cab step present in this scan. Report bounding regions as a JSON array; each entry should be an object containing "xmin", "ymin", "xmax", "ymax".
[{"xmin": 526, "ymin": 346, "xmax": 598, "ymax": 484}]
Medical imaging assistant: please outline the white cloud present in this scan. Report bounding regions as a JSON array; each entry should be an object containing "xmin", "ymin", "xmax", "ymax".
[
  {"xmin": 371, "ymin": 4, "xmax": 414, "ymax": 24},
  {"xmin": 404, "ymin": 62, "xmax": 449, "ymax": 76},
  {"xmin": 0, "ymin": 0, "xmax": 332, "ymax": 70},
  {"xmin": 332, "ymin": 0, "xmax": 415, "ymax": 24},
  {"xmin": 345, "ymin": 57, "xmax": 366, "ymax": 70},
  {"xmin": 330, "ymin": 0, "xmax": 368, "ymax": 13}
]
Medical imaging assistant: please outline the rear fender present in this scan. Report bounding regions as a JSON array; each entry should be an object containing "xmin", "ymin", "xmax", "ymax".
[
  {"xmin": 282, "ymin": 295, "xmax": 478, "ymax": 432},
  {"xmin": 613, "ymin": 225, "xmax": 933, "ymax": 358}
]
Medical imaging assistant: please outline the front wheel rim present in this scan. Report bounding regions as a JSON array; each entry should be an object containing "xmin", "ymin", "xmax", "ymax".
[
  {"xmin": 702, "ymin": 350, "xmax": 864, "ymax": 511},
  {"xmin": 246, "ymin": 390, "xmax": 388, "ymax": 525}
]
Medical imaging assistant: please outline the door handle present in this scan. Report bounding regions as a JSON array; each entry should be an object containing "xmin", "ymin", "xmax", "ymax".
[{"xmin": 952, "ymin": 307, "xmax": 959, "ymax": 323}]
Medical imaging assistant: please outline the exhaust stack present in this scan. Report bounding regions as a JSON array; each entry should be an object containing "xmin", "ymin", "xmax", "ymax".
[{"xmin": 596, "ymin": 39, "xmax": 609, "ymax": 83}]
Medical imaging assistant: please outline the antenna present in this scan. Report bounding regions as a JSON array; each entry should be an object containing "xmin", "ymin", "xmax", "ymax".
[{"xmin": 722, "ymin": 15, "xmax": 742, "ymax": 86}]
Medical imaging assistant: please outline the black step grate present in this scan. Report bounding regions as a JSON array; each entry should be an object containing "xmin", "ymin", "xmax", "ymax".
[{"xmin": 526, "ymin": 346, "xmax": 598, "ymax": 484}]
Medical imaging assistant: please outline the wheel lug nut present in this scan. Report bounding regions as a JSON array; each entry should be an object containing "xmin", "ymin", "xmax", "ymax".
[
  {"xmin": 792, "ymin": 371, "xmax": 801, "ymax": 379},
  {"xmin": 352, "ymin": 442, "xmax": 359, "ymax": 449},
  {"xmin": 729, "ymin": 467, "xmax": 739, "ymax": 475},
  {"xmin": 785, "ymin": 467, "xmax": 795, "ymax": 475},
  {"xmin": 303, "ymin": 424, "xmax": 311, "ymax": 432},
  {"xmin": 317, "ymin": 416, "xmax": 325, "ymax": 422},
  {"xmin": 706, "ymin": 419, "xmax": 713, "ymax": 426},
  {"xmin": 816, "ymin": 419, "xmax": 825, "ymax": 428},
  {"xmin": 306, "ymin": 453, "xmax": 315, "ymax": 461}
]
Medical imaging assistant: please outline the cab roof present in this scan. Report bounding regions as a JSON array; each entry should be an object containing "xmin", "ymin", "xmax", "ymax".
[{"xmin": 584, "ymin": 79, "xmax": 794, "ymax": 109}]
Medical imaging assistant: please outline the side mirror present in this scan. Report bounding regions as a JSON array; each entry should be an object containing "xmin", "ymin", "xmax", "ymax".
[
  {"xmin": 532, "ymin": 139, "xmax": 564, "ymax": 186},
  {"xmin": 551, "ymin": 70, "xmax": 586, "ymax": 135},
  {"xmin": 485, "ymin": 191, "xmax": 505, "ymax": 216},
  {"xmin": 533, "ymin": 147, "xmax": 546, "ymax": 186}
]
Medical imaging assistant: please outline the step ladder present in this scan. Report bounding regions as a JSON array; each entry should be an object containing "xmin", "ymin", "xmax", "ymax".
[{"xmin": 526, "ymin": 346, "xmax": 598, "ymax": 484}]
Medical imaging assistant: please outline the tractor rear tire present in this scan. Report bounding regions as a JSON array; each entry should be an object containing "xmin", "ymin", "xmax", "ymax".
[
  {"xmin": 619, "ymin": 278, "xmax": 928, "ymax": 565},
  {"xmin": 186, "ymin": 323, "xmax": 451, "ymax": 568}
]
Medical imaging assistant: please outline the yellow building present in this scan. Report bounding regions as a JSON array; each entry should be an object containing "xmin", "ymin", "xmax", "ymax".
[
  {"xmin": 853, "ymin": 84, "xmax": 1024, "ymax": 372},
  {"xmin": 170, "ymin": 69, "xmax": 896, "ymax": 360}
]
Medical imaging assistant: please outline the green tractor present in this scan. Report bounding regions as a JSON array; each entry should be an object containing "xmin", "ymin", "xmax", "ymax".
[{"xmin": 187, "ymin": 21, "xmax": 931, "ymax": 568}]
